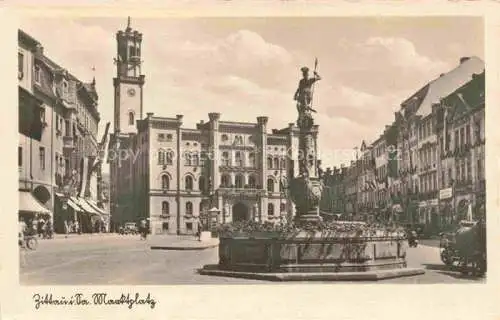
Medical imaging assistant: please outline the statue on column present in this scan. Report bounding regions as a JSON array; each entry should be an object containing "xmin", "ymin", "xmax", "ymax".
[
  {"xmin": 289, "ymin": 59, "xmax": 324, "ymax": 224},
  {"xmin": 294, "ymin": 65, "xmax": 321, "ymax": 114}
]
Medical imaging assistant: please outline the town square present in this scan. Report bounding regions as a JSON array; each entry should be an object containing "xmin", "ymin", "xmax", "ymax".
[{"xmin": 18, "ymin": 16, "xmax": 486, "ymax": 284}]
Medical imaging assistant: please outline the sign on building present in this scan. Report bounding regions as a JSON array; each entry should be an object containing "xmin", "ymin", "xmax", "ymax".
[{"xmin": 439, "ymin": 188, "xmax": 453, "ymax": 200}]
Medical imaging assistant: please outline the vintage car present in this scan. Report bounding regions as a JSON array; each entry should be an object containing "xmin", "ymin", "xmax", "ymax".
[
  {"xmin": 119, "ymin": 222, "xmax": 138, "ymax": 235},
  {"xmin": 439, "ymin": 220, "xmax": 486, "ymax": 276}
]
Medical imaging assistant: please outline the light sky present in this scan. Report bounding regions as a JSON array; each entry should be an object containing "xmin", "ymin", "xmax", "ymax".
[{"xmin": 20, "ymin": 17, "xmax": 483, "ymax": 169}]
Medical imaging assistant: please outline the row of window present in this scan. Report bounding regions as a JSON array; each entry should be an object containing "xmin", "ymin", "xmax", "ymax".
[
  {"xmin": 18, "ymin": 146, "xmax": 46, "ymax": 170},
  {"xmin": 160, "ymin": 201, "xmax": 285, "ymax": 216},
  {"xmin": 160, "ymin": 175, "xmax": 205, "ymax": 191},
  {"xmin": 159, "ymin": 174, "xmax": 283, "ymax": 192}
]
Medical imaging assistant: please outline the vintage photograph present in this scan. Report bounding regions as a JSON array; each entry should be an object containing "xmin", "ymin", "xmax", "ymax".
[{"xmin": 18, "ymin": 16, "xmax": 486, "ymax": 285}]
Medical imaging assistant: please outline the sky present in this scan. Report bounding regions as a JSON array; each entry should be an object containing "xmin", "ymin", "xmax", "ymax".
[{"xmin": 20, "ymin": 17, "xmax": 484, "ymax": 169}]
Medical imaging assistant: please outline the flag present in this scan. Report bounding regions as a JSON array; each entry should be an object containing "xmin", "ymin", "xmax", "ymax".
[{"xmin": 78, "ymin": 157, "xmax": 90, "ymax": 198}]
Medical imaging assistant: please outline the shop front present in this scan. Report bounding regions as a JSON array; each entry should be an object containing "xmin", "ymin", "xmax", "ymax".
[{"xmin": 19, "ymin": 190, "xmax": 52, "ymax": 233}]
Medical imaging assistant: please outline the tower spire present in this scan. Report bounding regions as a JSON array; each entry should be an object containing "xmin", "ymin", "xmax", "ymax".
[{"xmin": 126, "ymin": 16, "xmax": 131, "ymax": 32}]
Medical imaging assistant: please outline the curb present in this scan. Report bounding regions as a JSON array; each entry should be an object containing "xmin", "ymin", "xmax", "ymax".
[
  {"xmin": 199, "ymin": 266, "xmax": 425, "ymax": 281},
  {"xmin": 150, "ymin": 242, "xmax": 219, "ymax": 251}
]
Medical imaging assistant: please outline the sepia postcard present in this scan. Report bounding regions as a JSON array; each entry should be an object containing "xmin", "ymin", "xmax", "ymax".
[{"xmin": 1, "ymin": 2, "xmax": 500, "ymax": 320}]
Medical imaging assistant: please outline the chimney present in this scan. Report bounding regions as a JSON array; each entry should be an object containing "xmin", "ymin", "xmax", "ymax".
[
  {"xmin": 176, "ymin": 114, "xmax": 183, "ymax": 121},
  {"xmin": 439, "ymin": 73, "xmax": 445, "ymax": 77},
  {"xmin": 146, "ymin": 112, "xmax": 154, "ymax": 118},
  {"xmin": 460, "ymin": 57, "xmax": 470, "ymax": 64},
  {"xmin": 200, "ymin": 120, "xmax": 204, "ymax": 125}
]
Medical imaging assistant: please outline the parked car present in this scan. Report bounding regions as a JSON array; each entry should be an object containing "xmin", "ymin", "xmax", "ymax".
[{"xmin": 120, "ymin": 222, "xmax": 138, "ymax": 235}]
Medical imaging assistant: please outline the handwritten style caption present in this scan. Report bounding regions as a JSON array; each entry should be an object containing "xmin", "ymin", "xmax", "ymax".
[{"xmin": 33, "ymin": 293, "xmax": 157, "ymax": 310}]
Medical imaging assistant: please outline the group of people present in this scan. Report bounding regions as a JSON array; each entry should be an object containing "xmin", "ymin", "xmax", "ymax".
[{"xmin": 18, "ymin": 216, "xmax": 53, "ymax": 240}]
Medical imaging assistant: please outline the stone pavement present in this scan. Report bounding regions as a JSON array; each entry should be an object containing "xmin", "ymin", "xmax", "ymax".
[
  {"xmin": 148, "ymin": 234, "xmax": 219, "ymax": 250},
  {"xmin": 19, "ymin": 236, "xmax": 486, "ymax": 285}
]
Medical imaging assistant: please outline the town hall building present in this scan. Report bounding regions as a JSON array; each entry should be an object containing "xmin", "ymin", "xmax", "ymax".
[{"xmin": 108, "ymin": 19, "xmax": 312, "ymax": 234}]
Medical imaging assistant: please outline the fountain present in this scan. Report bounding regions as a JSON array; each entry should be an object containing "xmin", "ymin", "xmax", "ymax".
[{"xmin": 200, "ymin": 64, "xmax": 424, "ymax": 281}]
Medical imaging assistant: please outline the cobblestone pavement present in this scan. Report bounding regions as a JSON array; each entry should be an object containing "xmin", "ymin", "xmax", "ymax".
[{"xmin": 19, "ymin": 235, "xmax": 486, "ymax": 285}]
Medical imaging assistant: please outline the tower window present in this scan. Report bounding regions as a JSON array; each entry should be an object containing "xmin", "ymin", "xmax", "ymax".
[
  {"xmin": 128, "ymin": 112, "xmax": 134, "ymax": 125},
  {"xmin": 129, "ymin": 46, "xmax": 136, "ymax": 57}
]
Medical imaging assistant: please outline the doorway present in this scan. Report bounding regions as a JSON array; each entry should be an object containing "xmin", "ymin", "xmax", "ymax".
[{"xmin": 232, "ymin": 202, "xmax": 248, "ymax": 222}]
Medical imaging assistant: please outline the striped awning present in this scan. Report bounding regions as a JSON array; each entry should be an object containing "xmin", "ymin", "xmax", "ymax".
[
  {"xmin": 19, "ymin": 191, "xmax": 51, "ymax": 216},
  {"xmin": 71, "ymin": 197, "xmax": 100, "ymax": 216},
  {"xmin": 86, "ymin": 199, "xmax": 108, "ymax": 215}
]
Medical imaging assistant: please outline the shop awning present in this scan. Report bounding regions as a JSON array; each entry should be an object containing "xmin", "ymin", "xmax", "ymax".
[
  {"xmin": 19, "ymin": 191, "xmax": 51, "ymax": 216},
  {"xmin": 71, "ymin": 197, "xmax": 100, "ymax": 216},
  {"xmin": 86, "ymin": 199, "xmax": 108, "ymax": 215},
  {"xmin": 55, "ymin": 193, "xmax": 83, "ymax": 212},
  {"xmin": 67, "ymin": 198, "xmax": 83, "ymax": 212}
]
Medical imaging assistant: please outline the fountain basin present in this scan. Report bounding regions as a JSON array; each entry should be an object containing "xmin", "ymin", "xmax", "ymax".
[{"xmin": 200, "ymin": 225, "xmax": 425, "ymax": 281}]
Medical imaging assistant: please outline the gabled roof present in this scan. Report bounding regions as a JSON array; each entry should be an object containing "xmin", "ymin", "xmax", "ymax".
[{"xmin": 414, "ymin": 56, "xmax": 484, "ymax": 118}]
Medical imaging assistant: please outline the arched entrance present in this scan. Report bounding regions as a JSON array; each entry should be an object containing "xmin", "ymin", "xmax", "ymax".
[{"xmin": 232, "ymin": 202, "xmax": 249, "ymax": 222}]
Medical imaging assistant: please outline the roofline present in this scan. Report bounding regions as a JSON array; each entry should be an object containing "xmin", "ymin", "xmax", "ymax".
[{"xmin": 18, "ymin": 29, "xmax": 40, "ymax": 50}]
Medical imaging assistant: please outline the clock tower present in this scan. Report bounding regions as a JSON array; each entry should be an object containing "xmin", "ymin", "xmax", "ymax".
[{"xmin": 113, "ymin": 17, "xmax": 145, "ymax": 134}]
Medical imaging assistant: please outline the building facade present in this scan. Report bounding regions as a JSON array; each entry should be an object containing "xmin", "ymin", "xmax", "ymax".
[
  {"xmin": 320, "ymin": 166, "xmax": 347, "ymax": 219},
  {"xmin": 18, "ymin": 29, "xmax": 105, "ymax": 234},
  {"xmin": 108, "ymin": 19, "xmax": 306, "ymax": 234},
  {"xmin": 339, "ymin": 56, "xmax": 485, "ymax": 233}
]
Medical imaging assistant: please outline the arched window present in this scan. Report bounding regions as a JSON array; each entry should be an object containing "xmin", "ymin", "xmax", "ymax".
[
  {"xmin": 162, "ymin": 201, "xmax": 169, "ymax": 215},
  {"xmin": 249, "ymin": 152, "xmax": 256, "ymax": 167},
  {"xmin": 128, "ymin": 112, "xmax": 134, "ymax": 126},
  {"xmin": 280, "ymin": 157, "xmax": 286, "ymax": 169},
  {"xmin": 192, "ymin": 153, "xmax": 199, "ymax": 166},
  {"xmin": 235, "ymin": 174, "xmax": 244, "ymax": 189},
  {"xmin": 161, "ymin": 175, "xmax": 169, "ymax": 189},
  {"xmin": 273, "ymin": 157, "xmax": 279, "ymax": 169},
  {"xmin": 222, "ymin": 151, "xmax": 230, "ymax": 166},
  {"xmin": 199, "ymin": 202, "xmax": 205, "ymax": 215},
  {"xmin": 221, "ymin": 174, "xmax": 231, "ymax": 188},
  {"xmin": 186, "ymin": 202, "xmax": 193, "ymax": 215},
  {"xmin": 158, "ymin": 149, "xmax": 165, "ymax": 165},
  {"xmin": 268, "ymin": 203, "xmax": 274, "ymax": 216},
  {"xmin": 185, "ymin": 175, "xmax": 193, "ymax": 190},
  {"xmin": 267, "ymin": 178, "xmax": 275, "ymax": 192},
  {"xmin": 267, "ymin": 157, "xmax": 273, "ymax": 169},
  {"xmin": 248, "ymin": 175, "xmax": 257, "ymax": 188},
  {"xmin": 235, "ymin": 151, "xmax": 243, "ymax": 167},
  {"xmin": 166, "ymin": 150, "xmax": 173, "ymax": 165},
  {"xmin": 198, "ymin": 176, "xmax": 205, "ymax": 192}
]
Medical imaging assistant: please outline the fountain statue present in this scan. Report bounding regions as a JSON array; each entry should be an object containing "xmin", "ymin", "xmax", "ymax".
[{"xmin": 289, "ymin": 65, "xmax": 324, "ymax": 224}]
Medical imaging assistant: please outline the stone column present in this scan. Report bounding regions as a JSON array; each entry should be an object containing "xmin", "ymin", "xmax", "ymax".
[
  {"xmin": 209, "ymin": 112, "xmax": 220, "ymax": 194},
  {"xmin": 257, "ymin": 116, "xmax": 268, "ymax": 188}
]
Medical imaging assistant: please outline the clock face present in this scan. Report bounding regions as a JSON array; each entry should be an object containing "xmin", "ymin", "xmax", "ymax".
[{"xmin": 127, "ymin": 88, "xmax": 136, "ymax": 97}]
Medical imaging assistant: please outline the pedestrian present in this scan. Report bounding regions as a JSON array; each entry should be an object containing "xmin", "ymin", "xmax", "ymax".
[
  {"xmin": 64, "ymin": 220, "xmax": 69, "ymax": 238},
  {"xmin": 140, "ymin": 219, "xmax": 147, "ymax": 240},
  {"xmin": 37, "ymin": 218, "xmax": 44, "ymax": 238},
  {"xmin": 196, "ymin": 223, "xmax": 202, "ymax": 241}
]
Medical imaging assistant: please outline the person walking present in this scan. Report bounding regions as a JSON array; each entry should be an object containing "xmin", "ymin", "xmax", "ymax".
[
  {"xmin": 196, "ymin": 223, "xmax": 202, "ymax": 241},
  {"xmin": 139, "ymin": 219, "xmax": 147, "ymax": 240}
]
